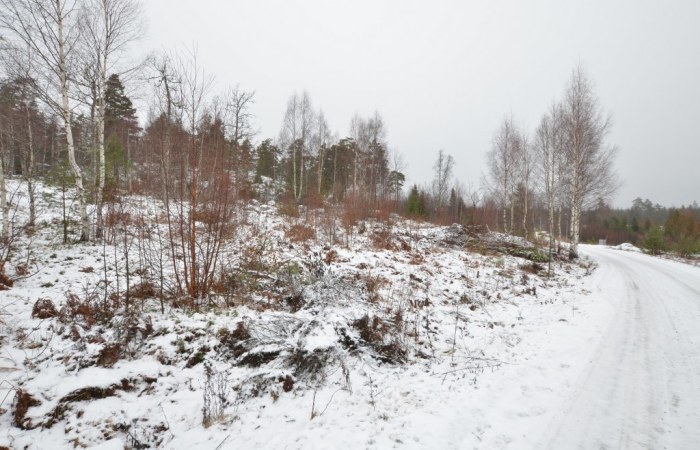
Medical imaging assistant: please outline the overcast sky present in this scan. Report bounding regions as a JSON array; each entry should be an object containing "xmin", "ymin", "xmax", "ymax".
[{"xmin": 143, "ymin": 0, "xmax": 700, "ymax": 208}]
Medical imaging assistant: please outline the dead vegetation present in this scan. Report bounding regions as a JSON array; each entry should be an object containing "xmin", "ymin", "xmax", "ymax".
[
  {"xmin": 31, "ymin": 298, "xmax": 58, "ymax": 319},
  {"xmin": 13, "ymin": 390, "xmax": 40, "ymax": 430}
]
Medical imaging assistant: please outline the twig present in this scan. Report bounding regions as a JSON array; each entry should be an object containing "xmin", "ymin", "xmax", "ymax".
[
  {"xmin": 310, "ymin": 391, "xmax": 317, "ymax": 420},
  {"xmin": 159, "ymin": 404, "xmax": 175, "ymax": 440},
  {"xmin": 318, "ymin": 388, "xmax": 345, "ymax": 417},
  {"xmin": 215, "ymin": 434, "xmax": 231, "ymax": 450}
]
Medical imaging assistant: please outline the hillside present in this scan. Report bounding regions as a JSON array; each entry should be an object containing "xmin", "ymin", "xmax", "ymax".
[{"xmin": 0, "ymin": 179, "xmax": 606, "ymax": 449}]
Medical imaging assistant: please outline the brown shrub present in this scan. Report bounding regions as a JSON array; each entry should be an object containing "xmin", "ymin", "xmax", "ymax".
[
  {"xmin": 238, "ymin": 350, "xmax": 280, "ymax": 367},
  {"xmin": 217, "ymin": 322, "xmax": 250, "ymax": 358},
  {"xmin": 130, "ymin": 281, "xmax": 157, "ymax": 300},
  {"xmin": 324, "ymin": 249, "xmax": 339, "ymax": 265},
  {"xmin": 59, "ymin": 292, "xmax": 116, "ymax": 329},
  {"xmin": 286, "ymin": 224, "xmax": 315, "ymax": 242},
  {"xmin": 371, "ymin": 229, "xmax": 396, "ymax": 250},
  {"xmin": 360, "ymin": 273, "xmax": 388, "ymax": 303},
  {"xmin": 278, "ymin": 193, "xmax": 300, "ymax": 218},
  {"xmin": 96, "ymin": 343, "xmax": 123, "ymax": 368},
  {"xmin": 353, "ymin": 315, "xmax": 388, "ymax": 345},
  {"xmin": 0, "ymin": 266, "xmax": 13, "ymax": 289},
  {"xmin": 353, "ymin": 314, "xmax": 406, "ymax": 363},
  {"xmin": 281, "ymin": 375, "xmax": 294, "ymax": 392},
  {"xmin": 13, "ymin": 390, "xmax": 41, "ymax": 429},
  {"xmin": 519, "ymin": 262, "xmax": 544, "ymax": 275},
  {"xmin": 15, "ymin": 264, "xmax": 29, "ymax": 276},
  {"xmin": 105, "ymin": 210, "xmax": 132, "ymax": 228},
  {"xmin": 45, "ymin": 380, "xmax": 134, "ymax": 429},
  {"xmin": 32, "ymin": 298, "xmax": 58, "ymax": 319}
]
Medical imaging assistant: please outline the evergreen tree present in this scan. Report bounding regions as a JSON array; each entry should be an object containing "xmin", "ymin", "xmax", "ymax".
[
  {"xmin": 405, "ymin": 185, "xmax": 426, "ymax": 218},
  {"xmin": 105, "ymin": 74, "xmax": 137, "ymax": 131},
  {"xmin": 255, "ymin": 139, "xmax": 280, "ymax": 181}
]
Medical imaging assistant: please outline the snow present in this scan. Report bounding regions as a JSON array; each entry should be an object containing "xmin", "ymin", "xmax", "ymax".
[
  {"xmin": 2, "ymin": 178, "xmax": 698, "ymax": 449},
  {"xmin": 611, "ymin": 242, "xmax": 642, "ymax": 252}
]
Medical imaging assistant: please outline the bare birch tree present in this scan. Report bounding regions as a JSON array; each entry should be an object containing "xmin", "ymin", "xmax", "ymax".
[
  {"xmin": 0, "ymin": 122, "xmax": 7, "ymax": 240},
  {"xmin": 313, "ymin": 109, "xmax": 330, "ymax": 195},
  {"xmin": 0, "ymin": 44, "xmax": 39, "ymax": 226},
  {"xmin": 485, "ymin": 115, "xmax": 519, "ymax": 234},
  {"xmin": 562, "ymin": 65, "xmax": 619, "ymax": 258},
  {"xmin": 78, "ymin": 0, "xmax": 143, "ymax": 238},
  {"xmin": 535, "ymin": 102, "xmax": 566, "ymax": 274},
  {"xmin": 518, "ymin": 132, "xmax": 533, "ymax": 238},
  {"xmin": 0, "ymin": 0, "xmax": 89, "ymax": 240},
  {"xmin": 279, "ymin": 91, "xmax": 313, "ymax": 201},
  {"xmin": 431, "ymin": 149, "xmax": 455, "ymax": 215}
]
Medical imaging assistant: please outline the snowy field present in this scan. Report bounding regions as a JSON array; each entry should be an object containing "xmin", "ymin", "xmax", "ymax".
[{"xmin": 1, "ymin": 180, "xmax": 698, "ymax": 449}]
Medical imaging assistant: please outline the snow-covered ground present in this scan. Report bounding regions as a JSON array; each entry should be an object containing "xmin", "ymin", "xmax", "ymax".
[{"xmin": 2, "ymin": 180, "xmax": 698, "ymax": 449}]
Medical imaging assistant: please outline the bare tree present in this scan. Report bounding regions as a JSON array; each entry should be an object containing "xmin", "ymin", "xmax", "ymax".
[
  {"xmin": 279, "ymin": 91, "xmax": 313, "ymax": 201},
  {"xmin": 535, "ymin": 102, "xmax": 566, "ymax": 274},
  {"xmin": 178, "ymin": 47, "xmax": 214, "ymax": 298},
  {"xmin": 562, "ymin": 65, "xmax": 619, "ymax": 258},
  {"xmin": 78, "ymin": 0, "xmax": 143, "ymax": 238},
  {"xmin": 313, "ymin": 109, "xmax": 330, "ymax": 196},
  {"xmin": 365, "ymin": 111, "xmax": 388, "ymax": 206},
  {"xmin": 0, "ymin": 44, "xmax": 39, "ymax": 226},
  {"xmin": 431, "ymin": 149, "xmax": 455, "ymax": 216},
  {"xmin": 349, "ymin": 113, "xmax": 364, "ymax": 196},
  {"xmin": 518, "ymin": 132, "xmax": 533, "ymax": 238},
  {"xmin": 225, "ymin": 84, "xmax": 255, "ymax": 148},
  {"xmin": 389, "ymin": 148, "xmax": 405, "ymax": 210},
  {"xmin": 485, "ymin": 115, "xmax": 520, "ymax": 234},
  {"xmin": 0, "ymin": 0, "xmax": 90, "ymax": 240},
  {"xmin": 0, "ymin": 122, "xmax": 7, "ymax": 240}
]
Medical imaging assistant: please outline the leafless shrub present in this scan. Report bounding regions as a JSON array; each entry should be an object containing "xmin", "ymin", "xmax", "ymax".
[
  {"xmin": 371, "ymin": 228, "xmax": 395, "ymax": 250},
  {"xmin": 323, "ymin": 249, "xmax": 339, "ymax": 265},
  {"xmin": 286, "ymin": 348, "xmax": 337, "ymax": 384},
  {"xmin": 286, "ymin": 224, "xmax": 315, "ymax": 242},
  {"xmin": 96, "ymin": 343, "xmax": 123, "ymax": 368},
  {"xmin": 216, "ymin": 322, "xmax": 250, "ymax": 358},
  {"xmin": 59, "ymin": 291, "xmax": 117, "ymax": 329},
  {"xmin": 359, "ymin": 273, "xmax": 388, "ymax": 303},
  {"xmin": 353, "ymin": 314, "xmax": 406, "ymax": 363},
  {"xmin": 202, "ymin": 363, "xmax": 228, "ymax": 427},
  {"xmin": 130, "ymin": 281, "xmax": 157, "ymax": 300},
  {"xmin": 15, "ymin": 264, "xmax": 29, "ymax": 276},
  {"xmin": 31, "ymin": 298, "xmax": 58, "ymax": 319}
]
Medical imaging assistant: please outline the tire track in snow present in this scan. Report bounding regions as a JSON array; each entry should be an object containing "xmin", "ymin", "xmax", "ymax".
[{"xmin": 540, "ymin": 246, "xmax": 700, "ymax": 450}]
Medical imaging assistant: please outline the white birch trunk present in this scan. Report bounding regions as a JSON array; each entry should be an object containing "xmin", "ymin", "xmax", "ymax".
[
  {"xmin": 57, "ymin": 2, "xmax": 89, "ymax": 241},
  {"xmin": 0, "ymin": 144, "xmax": 7, "ymax": 240}
]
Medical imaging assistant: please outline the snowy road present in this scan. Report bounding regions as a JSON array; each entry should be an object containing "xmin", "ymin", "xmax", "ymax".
[{"xmin": 540, "ymin": 245, "xmax": 700, "ymax": 449}]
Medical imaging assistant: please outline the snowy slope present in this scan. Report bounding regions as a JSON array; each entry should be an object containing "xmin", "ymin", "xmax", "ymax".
[{"xmin": 1, "ymin": 179, "xmax": 670, "ymax": 450}]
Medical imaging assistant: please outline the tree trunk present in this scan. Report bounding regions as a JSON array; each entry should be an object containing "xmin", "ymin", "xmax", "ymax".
[
  {"xmin": 292, "ymin": 146, "xmax": 298, "ymax": 200},
  {"xmin": 95, "ymin": 92, "xmax": 106, "ymax": 238},
  {"xmin": 0, "ymin": 136, "xmax": 7, "ymax": 240},
  {"xmin": 23, "ymin": 99, "xmax": 36, "ymax": 227},
  {"xmin": 57, "ymin": 5, "xmax": 88, "ymax": 241},
  {"xmin": 317, "ymin": 144, "xmax": 324, "ymax": 195},
  {"xmin": 522, "ymin": 187, "xmax": 528, "ymax": 239}
]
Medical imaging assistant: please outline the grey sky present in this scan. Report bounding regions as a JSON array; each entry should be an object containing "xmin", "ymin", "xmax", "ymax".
[{"xmin": 143, "ymin": 0, "xmax": 700, "ymax": 208}]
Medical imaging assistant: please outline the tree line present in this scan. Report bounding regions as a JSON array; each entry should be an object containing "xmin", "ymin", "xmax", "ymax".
[
  {"xmin": 11, "ymin": 1, "xmax": 693, "ymax": 296},
  {"xmin": 483, "ymin": 64, "xmax": 619, "ymax": 262}
]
